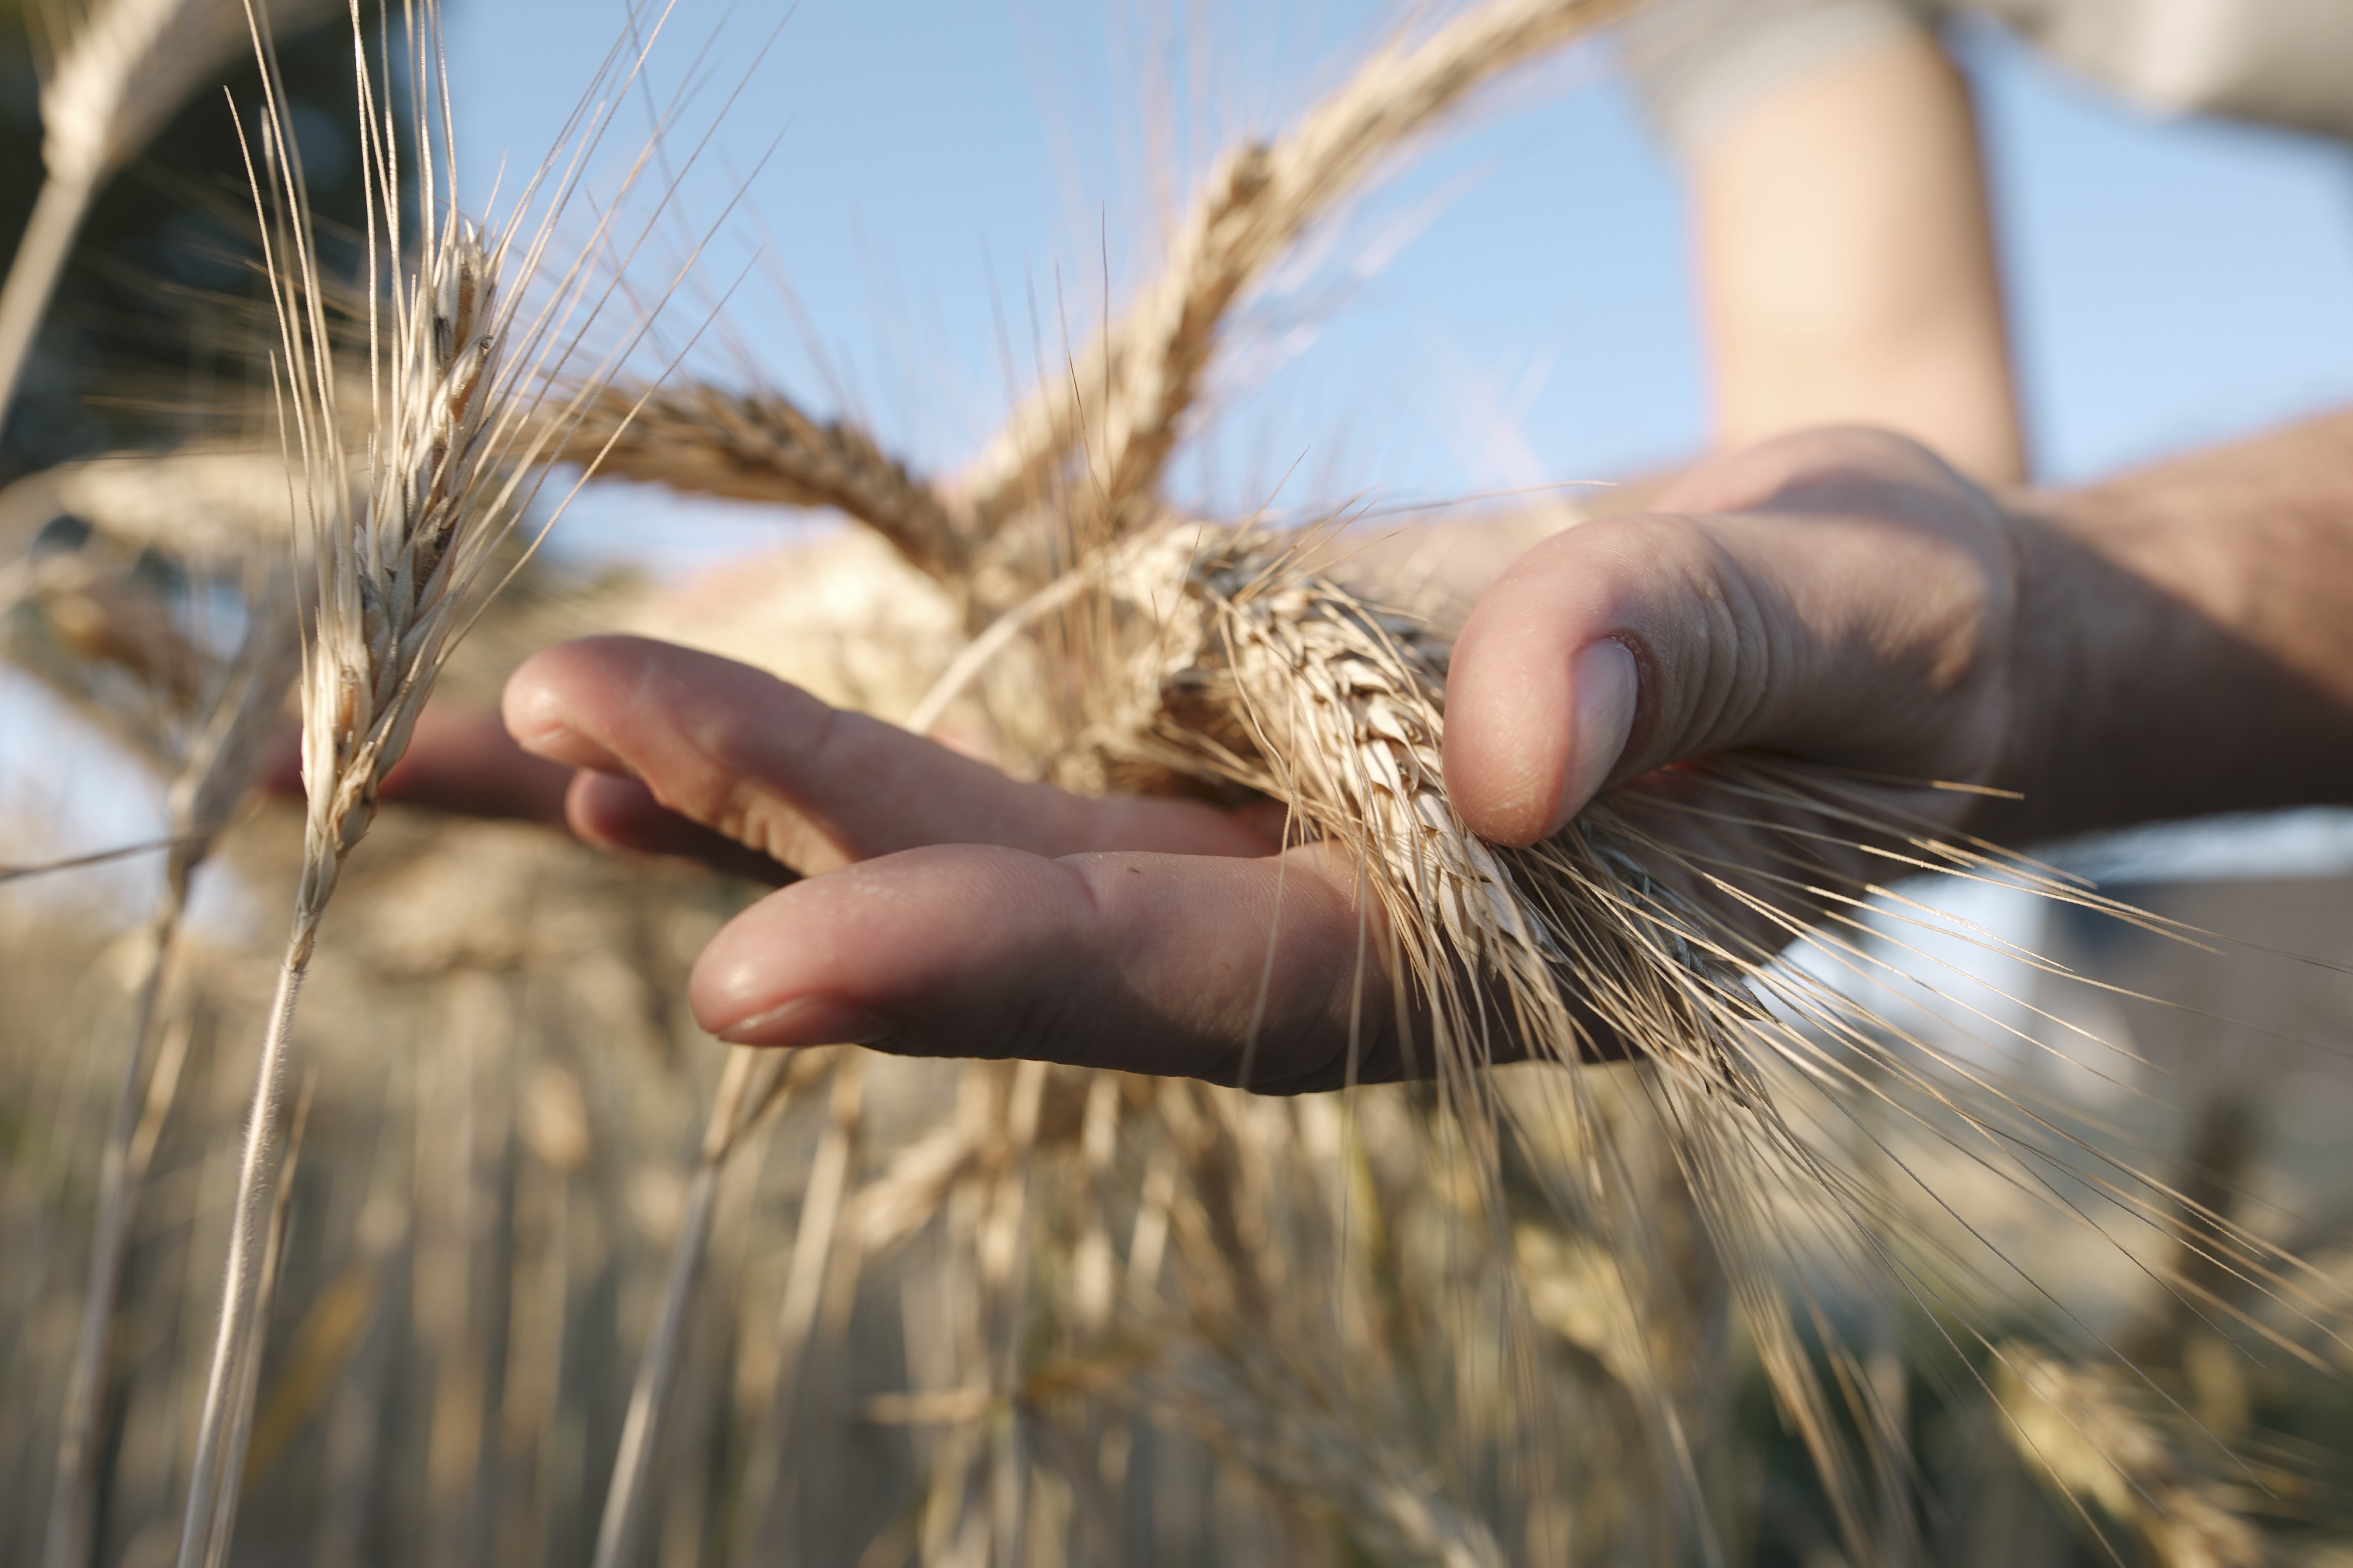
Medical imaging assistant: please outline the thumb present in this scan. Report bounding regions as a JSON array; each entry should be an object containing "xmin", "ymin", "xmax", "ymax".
[{"xmin": 1441, "ymin": 430, "xmax": 2014, "ymax": 846}]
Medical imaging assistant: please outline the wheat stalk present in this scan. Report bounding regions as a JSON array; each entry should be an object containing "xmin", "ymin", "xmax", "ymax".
[
  {"xmin": 735, "ymin": 1051, "xmax": 866, "ymax": 1556},
  {"xmin": 591, "ymin": 1045, "xmax": 822, "ymax": 1568},
  {"xmin": 41, "ymin": 582, "xmax": 296, "ymax": 1568},
  {"xmin": 961, "ymin": 0, "xmax": 1635, "ymax": 540},
  {"xmin": 0, "ymin": 0, "xmax": 327, "ymax": 422}
]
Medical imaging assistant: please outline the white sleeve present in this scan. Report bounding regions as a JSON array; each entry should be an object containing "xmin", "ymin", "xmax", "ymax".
[
  {"xmin": 1994, "ymin": 0, "xmax": 2353, "ymax": 141},
  {"xmin": 1617, "ymin": 0, "xmax": 1934, "ymax": 159}
]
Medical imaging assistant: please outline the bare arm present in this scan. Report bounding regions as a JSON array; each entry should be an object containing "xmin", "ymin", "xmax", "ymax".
[
  {"xmin": 1692, "ymin": 29, "xmax": 2027, "ymax": 484},
  {"xmin": 1447, "ymin": 415, "xmax": 2353, "ymax": 856},
  {"xmin": 1989, "ymin": 410, "xmax": 2353, "ymax": 840}
]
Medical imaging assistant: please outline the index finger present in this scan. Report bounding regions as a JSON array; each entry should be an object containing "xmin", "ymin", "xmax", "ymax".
[{"xmin": 501, "ymin": 636, "xmax": 1274, "ymax": 874}]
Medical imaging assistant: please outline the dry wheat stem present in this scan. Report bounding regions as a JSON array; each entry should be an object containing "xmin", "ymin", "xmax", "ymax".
[
  {"xmin": 738, "ymin": 1051, "xmax": 865, "ymax": 1557},
  {"xmin": 173, "ymin": 925, "xmax": 311, "ymax": 1567},
  {"xmin": 592, "ymin": 1156, "xmax": 721, "ymax": 1568},
  {"xmin": 592, "ymin": 1045, "xmax": 815, "ymax": 1568},
  {"xmin": 40, "ymin": 892, "xmax": 183, "ymax": 1568},
  {"xmin": 195, "ymin": 1077, "xmax": 312, "ymax": 1568},
  {"xmin": 962, "ymin": 0, "xmax": 1635, "ymax": 538},
  {"xmin": 44, "ymin": 583, "xmax": 297, "ymax": 1568},
  {"xmin": 0, "ymin": 175, "xmax": 102, "ymax": 429}
]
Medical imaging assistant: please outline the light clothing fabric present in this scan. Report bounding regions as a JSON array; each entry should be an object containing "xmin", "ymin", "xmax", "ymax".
[{"xmin": 1620, "ymin": 0, "xmax": 2353, "ymax": 154}]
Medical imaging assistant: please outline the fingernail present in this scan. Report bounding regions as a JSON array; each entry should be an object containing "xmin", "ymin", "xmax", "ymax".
[
  {"xmin": 1545, "ymin": 639, "xmax": 1639, "ymax": 836},
  {"xmin": 715, "ymin": 995, "xmax": 894, "ymax": 1047}
]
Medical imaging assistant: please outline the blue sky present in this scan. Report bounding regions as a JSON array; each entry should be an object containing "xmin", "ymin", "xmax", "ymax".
[{"xmin": 442, "ymin": 0, "xmax": 2353, "ymax": 568}]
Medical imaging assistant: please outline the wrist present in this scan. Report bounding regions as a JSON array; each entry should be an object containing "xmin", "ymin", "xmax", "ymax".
[{"xmin": 1973, "ymin": 437, "xmax": 2353, "ymax": 845}]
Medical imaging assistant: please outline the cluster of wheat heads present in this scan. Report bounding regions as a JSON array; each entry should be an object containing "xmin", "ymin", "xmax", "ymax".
[
  {"xmin": 558, "ymin": 0, "xmax": 2353, "ymax": 1562},
  {"xmin": 7, "ymin": 0, "xmax": 2353, "ymax": 1564}
]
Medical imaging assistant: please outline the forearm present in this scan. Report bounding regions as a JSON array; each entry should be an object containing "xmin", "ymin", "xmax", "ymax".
[
  {"xmin": 1696, "ymin": 32, "xmax": 2025, "ymax": 485},
  {"xmin": 1988, "ymin": 411, "xmax": 2353, "ymax": 842}
]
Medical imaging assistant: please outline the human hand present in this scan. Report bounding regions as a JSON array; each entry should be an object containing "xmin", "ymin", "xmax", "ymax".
[
  {"xmin": 493, "ymin": 427, "xmax": 2032, "ymax": 1089},
  {"xmin": 1445, "ymin": 425, "xmax": 2020, "ymax": 883}
]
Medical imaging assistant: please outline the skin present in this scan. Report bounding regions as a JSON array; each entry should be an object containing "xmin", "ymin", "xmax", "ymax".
[
  {"xmin": 1695, "ymin": 30, "xmax": 2027, "ymax": 486},
  {"xmin": 367, "ymin": 416, "xmax": 2353, "ymax": 1093}
]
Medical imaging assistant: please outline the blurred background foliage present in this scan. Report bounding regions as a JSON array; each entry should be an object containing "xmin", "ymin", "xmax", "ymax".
[{"xmin": 0, "ymin": 0, "xmax": 377, "ymax": 482}]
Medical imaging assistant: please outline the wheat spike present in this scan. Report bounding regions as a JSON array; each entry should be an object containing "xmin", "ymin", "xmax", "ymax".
[
  {"xmin": 962, "ymin": 0, "xmax": 1635, "ymax": 538},
  {"xmin": 283, "ymin": 214, "xmax": 509, "ymax": 923},
  {"xmin": 556, "ymin": 379, "xmax": 980, "ymax": 585},
  {"xmin": 172, "ymin": 0, "xmax": 672, "ymax": 1554},
  {"xmin": 1025, "ymin": 519, "xmax": 2348, "ymax": 1555},
  {"xmin": 175, "ymin": 186, "xmax": 515, "ymax": 1568}
]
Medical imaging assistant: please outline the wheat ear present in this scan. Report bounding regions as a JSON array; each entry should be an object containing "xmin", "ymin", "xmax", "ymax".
[
  {"xmin": 172, "ymin": 0, "xmax": 564, "ymax": 1554},
  {"xmin": 961, "ymin": 0, "xmax": 1634, "ymax": 536},
  {"xmin": 0, "ymin": 0, "xmax": 326, "ymax": 421},
  {"xmin": 1041, "ymin": 523, "xmax": 2339, "ymax": 1555},
  {"xmin": 556, "ymin": 380, "xmax": 979, "ymax": 584},
  {"xmin": 173, "ymin": 218, "xmax": 512, "ymax": 1568}
]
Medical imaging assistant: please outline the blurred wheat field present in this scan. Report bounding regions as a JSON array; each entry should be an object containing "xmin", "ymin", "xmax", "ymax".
[{"xmin": 8, "ymin": 2, "xmax": 2353, "ymax": 1567}]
